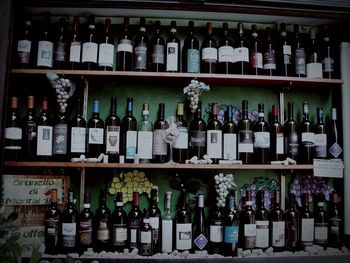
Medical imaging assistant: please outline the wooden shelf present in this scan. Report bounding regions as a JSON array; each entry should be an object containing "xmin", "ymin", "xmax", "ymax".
[
  {"xmin": 11, "ymin": 69, "xmax": 343, "ymax": 88},
  {"xmin": 4, "ymin": 161, "xmax": 313, "ymax": 170}
]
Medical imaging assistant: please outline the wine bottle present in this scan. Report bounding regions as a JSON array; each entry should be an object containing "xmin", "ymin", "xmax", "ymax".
[
  {"xmin": 222, "ymin": 105, "xmax": 237, "ymax": 161},
  {"xmin": 153, "ymin": 103, "xmax": 168, "ymax": 163},
  {"xmin": 81, "ymin": 15, "xmax": 98, "ymax": 70},
  {"xmin": 321, "ymin": 25, "xmax": 335, "ymax": 79},
  {"xmin": 293, "ymin": 24, "xmax": 306, "ymax": 77},
  {"xmin": 137, "ymin": 103, "xmax": 153, "ymax": 163},
  {"xmin": 54, "ymin": 17, "xmax": 67, "ymax": 70},
  {"xmin": 16, "ymin": 19, "xmax": 33, "ymax": 68},
  {"xmin": 94, "ymin": 189, "xmax": 112, "ymax": 252},
  {"xmin": 328, "ymin": 108, "xmax": 342, "ymax": 158},
  {"xmin": 69, "ymin": 98, "xmax": 86, "ymax": 158},
  {"xmin": 223, "ymin": 193, "xmax": 239, "ymax": 257},
  {"xmin": 284, "ymin": 102, "xmax": 299, "ymax": 161},
  {"xmin": 206, "ymin": 102, "xmax": 222, "ymax": 164},
  {"xmin": 327, "ymin": 192, "xmax": 343, "ymax": 248},
  {"xmin": 314, "ymin": 194, "xmax": 328, "ymax": 246},
  {"xmin": 87, "ymin": 99, "xmax": 105, "ymax": 158},
  {"xmin": 314, "ymin": 107, "xmax": 327, "ymax": 159},
  {"xmin": 44, "ymin": 189, "xmax": 61, "ymax": 254},
  {"xmin": 117, "ymin": 17, "xmax": 133, "ymax": 71},
  {"xmin": 240, "ymin": 190, "xmax": 256, "ymax": 249},
  {"xmin": 270, "ymin": 104, "xmax": 284, "ymax": 161},
  {"xmin": 269, "ymin": 190, "xmax": 285, "ymax": 251},
  {"xmin": 208, "ymin": 201, "xmax": 224, "ymax": 254},
  {"xmin": 105, "ymin": 96, "xmax": 121, "ymax": 163},
  {"xmin": 121, "ymin": 97, "xmax": 137, "ymax": 162},
  {"xmin": 253, "ymin": 103, "xmax": 270, "ymax": 164},
  {"xmin": 4, "ymin": 96, "xmax": 22, "ymax": 161},
  {"xmin": 148, "ymin": 188, "xmax": 161, "ymax": 253},
  {"xmin": 36, "ymin": 97, "xmax": 53, "ymax": 161},
  {"xmin": 166, "ymin": 21, "xmax": 180, "ymax": 72},
  {"xmin": 201, "ymin": 22, "xmax": 217, "ymax": 74},
  {"xmin": 139, "ymin": 209, "xmax": 153, "ymax": 256},
  {"xmin": 278, "ymin": 23, "xmax": 292, "ymax": 76},
  {"xmin": 149, "ymin": 21, "xmax": 165, "ymax": 72},
  {"xmin": 128, "ymin": 192, "xmax": 142, "ymax": 250},
  {"xmin": 36, "ymin": 14, "xmax": 53, "ymax": 68},
  {"xmin": 23, "ymin": 96, "xmax": 37, "ymax": 161},
  {"xmin": 306, "ymin": 28, "xmax": 322, "ymax": 78},
  {"xmin": 299, "ymin": 102, "xmax": 314, "ymax": 164},
  {"xmin": 218, "ymin": 22, "xmax": 234, "ymax": 74},
  {"xmin": 255, "ymin": 190, "xmax": 269, "ymax": 249},
  {"xmin": 112, "ymin": 192, "xmax": 128, "ymax": 251},
  {"xmin": 249, "ymin": 24, "xmax": 263, "ymax": 75},
  {"xmin": 78, "ymin": 192, "xmax": 94, "ymax": 253},
  {"xmin": 192, "ymin": 193, "xmax": 208, "ymax": 252},
  {"xmin": 175, "ymin": 186, "xmax": 192, "ymax": 251},
  {"xmin": 61, "ymin": 190, "xmax": 78, "ymax": 254},
  {"xmin": 189, "ymin": 101, "xmax": 206, "ymax": 159},
  {"xmin": 285, "ymin": 193, "xmax": 299, "ymax": 251},
  {"xmin": 300, "ymin": 193, "xmax": 314, "ymax": 247},
  {"xmin": 98, "ymin": 18, "xmax": 114, "ymax": 71},
  {"xmin": 262, "ymin": 27, "xmax": 277, "ymax": 76},
  {"xmin": 238, "ymin": 100, "xmax": 253, "ymax": 164},
  {"xmin": 182, "ymin": 20, "xmax": 200, "ymax": 73},
  {"xmin": 134, "ymin": 18, "xmax": 149, "ymax": 71},
  {"xmin": 233, "ymin": 23, "xmax": 249, "ymax": 75},
  {"xmin": 173, "ymin": 102, "xmax": 188, "ymax": 163},
  {"xmin": 52, "ymin": 111, "xmax": 68, "ymax": 161},
  {"xmin": 162, "ymin": 191, "xmax": 173, "ymax": 253},
  {"xmin": 68, "ymin": 16, "xmax": 82, "ymax": 70}
]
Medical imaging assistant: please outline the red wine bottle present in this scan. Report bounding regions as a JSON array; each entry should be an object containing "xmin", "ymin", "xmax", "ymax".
[
  {"xmin": 284, "ymin": 102, "xmax": 299, "ymax": 161},
  {"xmin": 238, "ymin": 100, "xmax": 253, "ymax": 164},
  {"xmin": 16, "ymin": 19, "xmax": 33, "ymax": 68},
  {"xmin": 128, "ymin": 192, "xmax": 143, "ymax": 250},
  {"xmin": 121, "ymin": 97, "xmax": 137, "ymax": 162},
  {"xmin": 134, "ymin": 18, "xmax": 149, "ymax": 71},
  {"xmin": 149, "ymin": 21, "xmax": 165, "ymax": 72},
  {"xmin": 148, "ymin": 189, "xmax": 161, "ymax": 253},
  {"xmin": 36, "ymin": 14, "xmax": 53, "ymax": 68},
  {"xmin": 314, "ymin": 194, "xmax": 328, "ymax": 246},
  {"xmin": 218, "ymin": 22, "xmax": 234, "ymax": 74},
  {"xmin": 166, "ymin": 21, "xmax": 180, "ymax": 72},
  {"xmin": 269, "ymin": 190, "xmax": 285, "ymax": 251},
  {"xmin": 278, "ymin": 23, "xmax": 292, "ymax": 76},
  {"xmin": 36, "ymin": 97, "xmax": 53, "ymax": 161},
  {"xmin": 222, "ymin": 105, "xmax": 237, "ymax": 160},
  {"xmin": 208, "ymin": 202, "xmax": 224, "ymax": 254},
  {"xmin": 53, "ymin": 17, "xmax": 68, "ymax": 70},
  {"xmin": 152, "ymin": 103, "xmax": 168, "ymax": 163},
  {"xmin": 105, "ymin": 96, "xmax": 121, "ymax": 163},
  {"xmin": 81, "ymin": 15, "xmax": 98, "ymax": 70},
  {"xmin": 306, "ymin": 28, "xmax": 322, "ymax": 78},
  {"xmin": 98, "ymin": 18, "xmax": 114, "ymax": 71},
  {"xmin": 189, "ymin": 101, "xmax": 206, "ymax": 159},
  {"xmin": 44, "ymin": 189, "xmax": 61, "ymax": 254},
  {"xmin": 262, "ymin": 27, "xmax": 277, "ymax": 76},
  {"xmin": 78, "ymin": 192, "xmax": 94, "ymax": 253},
  {"xmin": 299, "ymin": 102, "xmax": 314, "ymax": 164},
  {"xmin": 23, "ymin": 96, "xmax": 37, "ymax": 161},
  {"xmin": 182, "ymin": 20, "xmax": 200, "ymax": 73},
  {"xmin": 255, "ymin": 190, "xmax": 269, "ymax": 249},
  {"xmin": 223, "ymin": 193, "xmax": 239, "ymax": 256},
  {"xmin": 321, "ymin": 25, "xmax": 335, "ymax": 79},
  {"xmin": 201, "ymin": 22, "xmax": 217, "ymax": 74},
  {"xmin": 112, "ymin": 192, "xmax": 128, "ymax": 251},
  {"xmin": 285, "ymin": 193, "xmax": 299, "ymax": 251},
  {"xmin": 173, "ymin": 102, "xmax": 188, "ymax": 163},
  {"xmin": 139, "ymin": 209, "xmax": 153, "ymax": 256},
  {"xmin": 68, "ymin": 16, "xmax": 82, "ymax": 70},
  {"xmin": 239, "ymin": 190, "xmax": 256, "ymax": 249},
  {"xmin": 175, "ymin": 186, "xmax": 192, "ymax": 251},
  {"xmin": 270, "ymin": 104, "xmax": 284, "ymax": 161},
  {"xmin": 192, "ymin": 193, "xmax": 208, "ymax": 252},
  {"xmin": 300, "ymin": 193, "xmax": 314, "ymax": 247},
  {"xmin": 233, "ymin": 23, "xmax": 249, "ymax": 75},
  {"xmin": 249, "ymin": 24, "xmax": 263, "ymax": 75},
  {"xmin": 206, "ymin": 103, "xmax": 222, "ymax": 164},
  {"xmin": 52, "ymin": 111, "xmax": 68, "ymax": 161},
  {"xmin": 87, "ymin": 99, "xmax": 105, "ymax": 158},
  {"xmin": 61, "ymin": 190, "xmax": 78, "ymax": 254},
  {"xmin": 293, "ymin": 24, "xmax": 306, "ymax": 77},
  {"xmin": 253, "ymin": 103, "xmax": 270, "ymax": 164},
  {"xmin": 314, "ymin": 107, "xmax": 327, "ymax": 159},
  {"xmin": 327, "ymin": 192, "xmax": 343, "ymax": 248},
  {"xmin": 117, "ymin": 17, "xmax": 133, "ymax": 71},
  {"xmin": 69, "ymin": 98, "xmax": 86, "ymax": 158}
]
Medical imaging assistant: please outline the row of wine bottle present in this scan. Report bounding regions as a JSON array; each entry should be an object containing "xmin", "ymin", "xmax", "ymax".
[
  {"xmin": 15, "ymin": 15, "xmax": 336, "ymax": 78},
  {"xmin": 45, "ymin": 187, "xmax": 343, "ymax": 256},
  {"xmin": 4, "ymin": 96, "xmax": 342, "ymax": 164}
]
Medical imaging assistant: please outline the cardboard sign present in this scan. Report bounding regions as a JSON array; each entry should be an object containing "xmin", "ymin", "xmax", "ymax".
[{"xmin": 313, "ymin": 159, "xmax": 344, "ymax": 178}]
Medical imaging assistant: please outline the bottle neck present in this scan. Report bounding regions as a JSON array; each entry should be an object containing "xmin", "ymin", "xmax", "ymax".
[
  {"xmin": 288, "ymin": 103, "xmax": 294, "ymax": 120},
  {"xmin": 127, "ymin": 100, "xmax": 133, "ymax": 116}
]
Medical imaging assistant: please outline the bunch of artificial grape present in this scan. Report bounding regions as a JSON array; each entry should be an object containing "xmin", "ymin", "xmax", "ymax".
[
  {"xmin": 47, "ymin": 73, "xmax": 75, "ymax": 113},
  {"xmin": 183, "ymin": 79, "xmax": 210, "ymax": 113},
  {"xmin": 214, "ymin": 173, "xmax": 236, "ymax": 207}
]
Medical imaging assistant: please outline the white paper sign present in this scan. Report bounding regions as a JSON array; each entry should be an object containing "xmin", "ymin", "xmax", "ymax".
[{"xmin": 313, "ymin": 159, "xmax": 344, "ymax": 178}]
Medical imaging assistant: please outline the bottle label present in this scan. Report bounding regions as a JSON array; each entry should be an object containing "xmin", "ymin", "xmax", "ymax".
[
  {"xmin": 202, "ymin": 47, "xmax": 217, "ymax": 62},
  {"xmin": 5, "ymin": 127, "xmax": 22, "ymax": 140},
  {"xmin": 233, "ymin": 47, "xmax": 249, "ymax": 63},
  {"xmin": 301, "ymin": 218, "xmax": 314, "ymax": 242},
  {"xmin": 37, "ymin": 126, "xmax": 53, "ymax": 156},
  {"xmin": 218, "ymin": 46, "xmax": 234, "ymax": 63},
  {"xmin": 206, "ymin": 130, "xmax": 222, "ymax": 159},
  {"xmin": 176, "ymin": 223, "xmax": 192, "ymax": 250},
  {"xmin": 283, "ymin": 45, "xmax": 292, "ymax": 56},
  {"xmin": 79, "ymin": 220, "xmax": 92, "ymax": 245},
  {"xmin": 150, "ymin": 217, "xmax": 160, "ymax": 243},
  {"xmin": 113, "ymin": 225, "xmax": 127, "ymax": 244},
  {"xmin": 190, "ymin": 130, "xmax": 206, "ymax": 147},
  {"xmin": 69, "ymin": 41, "xmax": 81, "ymax": 63},
  {"xmin": 307, "ymin": 62, "xmax": 323, "ymax": 78},
  {"xmin": 187, "ymin": 49, "xmax": 200, "ymax": 73},
  {"xmin": 302, "ymin": 132, "xmax": 315, "ymax": 146},
  {"xmin": 130, "ymin": 228, "xmax": 137, "ymax": 243},
  {"xmin": 54, "ymin": 42, "xmax": 66, "ymax": 62},
  {"xmin": 314, "ymin": 134, "xmax": 327, "ymax": 158},
  {"xmin": 254, "ymin": 131, "xmax": 270, "ymax": 149},
  {"xmin": 18, "ymin": 40, "xmax": 31, "ymax": 63},
  {"xmin": 276, "ymin": 133, "xmax": 284, "ymax": 154},
  {"xmin": 53, "ymin": 124, "xmax": 68, "ymax": 155},
  {"xmin": 134, "ymin": 45, "xmax": 147, "ymax": 70},
  {"xmin": 137, "ymin": 131, "xmax": 153, "ymax": 159},
  {"xmin": 46, "ymin": 218, "xmax": 59, "ymax": 238},
  {"xmin": 152, "ymin": 45, "xmax": 165, "ymax": 64},
  {"xmin": 82, "ymin": 42, "xmax": 98, "ymax": 63},
  {"xmin": 140, "ymin": 230, "xmax": 152, "ymax": 243},
  {"xmin": 224, "ymin": 225, "xmax": 238, "ymax": 244},
  {"xmin": 162, "ymin": 219, "xmax": 173, "ymax": 252},
  {"xmin": 173, "ymin": 127, "xmax": 188, "ymax": 150},
  {"xmin": 256, "ymin": 220, "xmax": 269, "ymax": 248},
  {"xmin": 26, "ymin": 121, "xmax": 37, "ymax": 140},
  {"xmin": 88, "ymin": 128, "xmax": 104, "ymax": 144},
  {"xmin": 166, "ymin": 42, "xmax": 179, "ymax": 71},
  {"xmin": 263, "ymin": 49, "xmax": 276, "ymax": 70},
  {"xmin": 209, "ymin": 225, "xmax": 223, "ymax": 242},
  {"xmin": 117, "ymin": 39, "xmax": 133, "ymax": 53},
  {"xmin": 71, "ymin": 127, "xmax": 86, "ymax": 153},
  {"xmin": 286, "ymin": 131, "xmax": 299, "ymax": 155},
  {"xmin": 98, "ymin": 43, "xmax": 114, "ymax": 67},
  {"xmin": 153, "ymin": 129, "xmax": 167, "ymax": 155},
  {"xmin": 62, "ymin": 222, "xmax": 76, "ymax": 248},
  {"xmin": 238, "ymin": 130, "xmax": 254, "ymax": 153},
  {"xmin": 223, "ymin": 133, "xmax": 237, "ymax": 160},
  {"xmin": 96, "ymin": 220, "xmax": 110, "ymax": 241},
  {"xmin": 244, "ymin": 223, "xmax": 256, "ymax": 248},
  {"xmin": 329, "ymin": 143, "xmax": 342, "ymax": 158},
  {"xmin": 250, "ymin": 52, "xmax": 263, "ymax": 69},
  {"xmin": 315, "ymin": 224, "xmax": 328, "ymax": 243},
  {"xmin": 272, "ymin": 221, "xmax": 285, "ymax": 247},
  {"xmin": 126, "ymin": 130, "xmax": 137, "ymax": 159},
  {"xmin": 106, "ymin": 126, "xmax": 120, "ymax": 154},
  {"xmin": 322, "ymin": 57, "xmax": 334, "ymax": 73},
  {"xmin": 37, "ymin": 40, "xmax": 53, "ymax": 67},
  {"xmin": 295, "ymin": 48, "xmax": 306, "ymax": 75},
  {"xmin": 194, "ymin": 233, "xmax": 208, "ymax": 250}
]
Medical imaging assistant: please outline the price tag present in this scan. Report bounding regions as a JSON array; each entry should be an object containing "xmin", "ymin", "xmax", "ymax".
[{"xmin": 313, "ymin": 159, "xmax": 344, "ymax": 178}]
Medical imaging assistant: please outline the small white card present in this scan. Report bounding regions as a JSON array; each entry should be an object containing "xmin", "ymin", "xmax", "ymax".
[{"xmin": 313, "ymin": 159, "xmax": 344, "ymax": 178}]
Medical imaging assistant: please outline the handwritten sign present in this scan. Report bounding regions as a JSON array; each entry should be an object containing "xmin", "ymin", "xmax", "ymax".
[
  {"xmin": 313, "ymin": 159, "xmax": 344, "ymax": 178},
  {"xmin": 11, "ymin": 226, "xmax": 45, "ymax": 255}
]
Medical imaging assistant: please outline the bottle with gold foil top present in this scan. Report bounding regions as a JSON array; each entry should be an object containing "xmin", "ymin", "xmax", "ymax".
[
  {"xmin": 45, "ymin": 189, "xmax": 61, "ymax": 254},
  {"xmin": 23, "ymin": 96, "xmax": 36, "ymax": 161}
]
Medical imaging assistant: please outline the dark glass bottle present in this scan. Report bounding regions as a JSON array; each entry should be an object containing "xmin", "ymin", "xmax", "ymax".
[
  {"xmin": 166, "ymin": 21, "xmax": 180, "ymax": 72},
  {"xmin": 36, "ymin": 97, "xmax": 53, "ymax": 161},
  {"xmin": 223, "ymin": 193, "xmax": 239, "ymax": 257},
  {"xmin": 328, "ymin": 108, "xmax": 342, "ymax": 159},
  {"xmin": 121, "ymin": 97, "xmax": 137, "ymax": 163},
  {"xmin": 133, "ymin": 18, "xmax": 149, "ymax": 71},
  {"xmin": 262, "ymin": 27, "xmax": 277, "ymax": 76},
  {"xmin": 78, "ymin": 192, "xmax": 94, "ymax": 253},
  {"xmin": 54, "ymin": 17, "xmax": 68, "ymax": 69},
  {"xmin": 306, "ymin": 28, "xmax": 322, "ymax": 78},
  {"xmin": 98, "ymin": 18, "xmax": 114, "ymax": 71},
  {"xmin": 249, "ymin": 24, "xmax": 263, "ymax": 75},
  {"xmin": 16, "ymin": 19, "xmax": 33, "ymax": 68},
  {"xmin": 175, "ymin": 186, "xmax": 192, "ymax": 251},
  {"xmin": 117, "ymin": 17, "xmax": 133, "ymax": 71},
  {"xmin": 239, "ymin": 190, "xmax": 256, "ymax": 249},
  {"xmin": 189, "ymin": 101, "xmax": 206, "ymax": 159},
  {"xmin": 218, "ymin": 22, "xmax": 234, "ymax": 74},
  {"xmin": 238, "ymin": 100, "xmax": 253, "ymax": 164},
  {"xmin": 128, "ymin": 192, "xmax": 142, "ymax": 250},
  {"xmin": 208, "ymin": 202, "xmax": 224, "ymax": 255},
  {"xmin": 36, "ymin": 14, "xmax": 53, "ymax": 68},
  {"xmin": 112, "ymin": 192, "xmax": 128, "ymax": 251},
  {"xmin": 148, "ymin": 188, "xmax": 161, "ymax": 254},
  {"xmin": 270, "ymin": 104, "xmax": 284, "ymax": 161},
  {"xmin": 52, "ymin": 111, "xmax": 68, "ymax": 161},
  {"xmin": 68, "ymin": 16, "xmax": 82, "ymax": 70},
  {"xmin": 23, "ymin": 96, "xmax": 37, "ymax": 161},
  {"xmin": 4, "ymin": 96, "xmax": 22, "ymax": 161},
  {"xmin": 300, "ymin": 193, "xmax": 314, "ymax": 247},
  {"xmin": 293, "ymin": 24, "xmax": 306, "ymax": 77},
  {"xmin": 173, "ymin": 102, "xmax": 188, "ymax": 163},
  {"xmin": 149, "ymin": 21, "xmax": 165, "ymax": 72},
  {"xmin": 328, "ymin": 192, "xmax": 343, "ymax": 248},
  {"xmin": 105, "ymin": 96, "xmax": 121, "ymax": 163},
  {"xmin": 314, "ymin": 194, "xmax": 328, "ymax": 246},
  {"xmin": 269, "ymin": 190, "xmax": 285, "ymax": 251},
  {"xmin": 87, "ymin": 99, "xmax": 105, "ymax": 158},
  {"xmin": 45, "ymin": 189, "xmax": 61, "ymax": 254},
  {"xmin": 278, "ymin": 23, "xmax": 292, "ymax": 76},
  {"xmin": 321, "ymin": 25, "xmax": 335, "ymax": 79},
  {"xmin": 255, "ymin": 190, "xmax": 269, "ymax": 249},
  {"xmin": 69, "ymin": 98, "xmax": 86, "ymax": 158},
  {"xmin": 192, "ymin": 193, "xmax": 208, "ymax": 252},
  {"xmin": 61, "ymin": 190, "xmax": 78, "ymax": 254},
  {"xmin": 182, "ymin": 20, "xmax": 200, "ymax": 73},
  {"xmin": 81, "ymin": 15, "xmax": 98, "ymax": 70},
  {"xmin": 233, "ymin": 23, "xmax": 249, "ymax": 75},
  {"xmin": 206, "ymin": 103, "xmax": 222, "ymax": 164},
  {"xmin": 222, "ymin": 105, "xmax": 237, "ymax": 161},
  {"xmin": 94, "ymin": 189, "xmax": 112, "ymax": 252},
  {"xmin": 299, "ymin": 102, "xmax": 314, "ymax": 164},
  {"xmin": 139, "ymin": 209, "xmax": 153, "ymax": 256},
  {"xmin": 314, "ymin": 107, "xmax": 327, "ymax": 159},
  {"xmin": 284, "ymin": 102, "xmax": 299, "ymax": 161},
  {"xmin": 253, "ymin": 103, "xmax": 270, "ymax": 164},
  {"xmin": 152, "ymin": 103, "xmax": 168, "ymax": 163},
  {"xmin": 285, "ymin": 193, "xmax": 299, "ymax": 251},
  {"xmin": 201, "ymin": 22, "xmax": 217, "ymax": 74}
]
